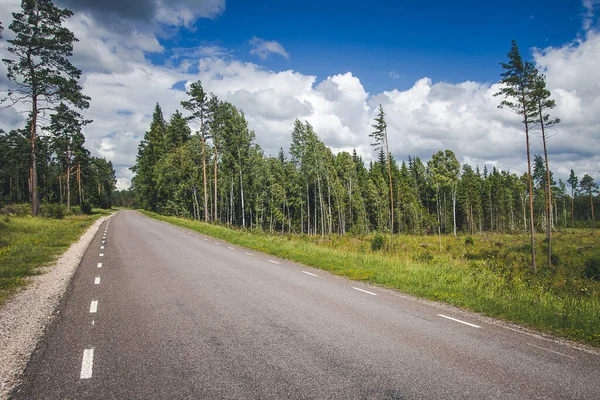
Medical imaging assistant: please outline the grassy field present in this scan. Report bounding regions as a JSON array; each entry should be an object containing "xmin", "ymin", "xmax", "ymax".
[
  {"xmin": 143, "ymin": 211, "xmax": 600, "ymax": 347},
  {"xmin": 0, "ymin": 212, "xmax": 104, "ymax": 307}
]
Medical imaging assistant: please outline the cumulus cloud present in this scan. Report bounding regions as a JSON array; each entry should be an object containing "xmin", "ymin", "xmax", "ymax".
[
  {"xmin": 249, "ymin": 37, "xmax": 289, "ymax": 60},
  {"xmin": 2, "ymin": 0, "xmax": 599, "ymax": 190}
]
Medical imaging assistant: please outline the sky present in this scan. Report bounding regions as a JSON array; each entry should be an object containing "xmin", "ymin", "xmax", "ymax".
[{"xmin": 1, "ymin": 0, "xmax": 599, "ymax": 190}]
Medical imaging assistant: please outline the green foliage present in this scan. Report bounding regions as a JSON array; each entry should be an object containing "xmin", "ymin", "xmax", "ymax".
[
  {"xmin": 40, "ymin": 203, "xmax": 66, "ymax": 219},
  {"xmin": 371, "ymin": 232, "xmax": 384, "ymax": 251},
  {"xmin": 80, "ymin": 201, "xmax": 92, "ymax": 215},
  {"xmin": 464, "ymin": 236, "xmax": 474, "ymax": 245},
  {"xmin": 584, "ymin": 256, "xmax": 600, "ymax": 281},
  {"xmin": 1, "ymin": 204, "xmax": 32, "ymax": 217}
]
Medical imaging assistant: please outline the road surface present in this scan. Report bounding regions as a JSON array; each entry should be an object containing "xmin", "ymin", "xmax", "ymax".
[{"xmin": 13, "ymin": 210, "xmax": 600, "ymax": 399}]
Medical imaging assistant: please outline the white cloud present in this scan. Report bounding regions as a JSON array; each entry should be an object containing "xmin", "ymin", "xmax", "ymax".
[
  {"xmin": 389, "ymin": 70, "xmax": 400, "ymax": 79},
  {"xmin": 583, "ymin": 0, "xmax": 600, "ymax": 30},
  {"xmin": 2, "ymin": 0, "xmax": 600, "ymax": 191},
  {"xmin": 249, "ymin": 37, "xmax": 289, "ymax": 60}
]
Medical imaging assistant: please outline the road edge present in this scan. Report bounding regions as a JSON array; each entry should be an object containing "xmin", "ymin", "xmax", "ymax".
[{"xmin": 0, "ymin": 214, "xmax": 111, "ymax": 398}]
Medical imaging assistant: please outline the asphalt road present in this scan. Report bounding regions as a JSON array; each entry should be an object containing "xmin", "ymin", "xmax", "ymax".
[{"xmin": 12, "ymin": 210, "xmax": 600, "ymax": 399}]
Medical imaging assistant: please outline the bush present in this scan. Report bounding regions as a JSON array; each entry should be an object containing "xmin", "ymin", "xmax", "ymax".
[
  {"xmin": 583, "ymin": 256, "xmax": 600, "ymax": 281},
  {"xmin": 371, "ymin": 233, "xmax": 384, "ymax": 251},
  {"xmin": 0, "ymin": 204, "xmax": 31, "ymax": 217},
  {"xmin": 40, "ymin": 203, "xmax": 66, "ymax": 219},
  {"xmin": 80, "ymin": 201, "xmax": 92, "ymax": 215},
  {"xmin": 464, "ymin": 236, "xmax": 474, "ymax": 246}
]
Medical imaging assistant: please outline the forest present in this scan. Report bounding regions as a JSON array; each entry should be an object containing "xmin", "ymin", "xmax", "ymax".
[
  {"xmin": 0, "ymin": 1, "xmax": 116, "ymax": 215},
  {"xmin": 129, "ymin": 87, "xmax": 598, "ymax": 236}
]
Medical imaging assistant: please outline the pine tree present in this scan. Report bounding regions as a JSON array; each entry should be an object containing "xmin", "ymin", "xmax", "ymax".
[
  {"xmin": 181, "ymin": 81, "xmax": 212, "ymax": 222},
  {"xmin": 2, "ymin": 0, "xmax": 90, "ymax": 215},
  {"xmin": 531, "ymin": 72, "xmax": 560, "ymax": 266},
  {"xmin": 370, "ymin": 105, "xmax": 394, "ymax": 234},
  {"xmin": 567, "ymin": 170, "xmax": 578, "ymax": 228},
  {"xmin": 580, "ymin": 174, "xmax": 599, "ymax": 228},
  {"xmin": 495, "ymin": 40, "xmax": 538, "ymax": 272},
  {"xmin": 46, "ymin": 103, "xmax": 91, "ymax": 211}
]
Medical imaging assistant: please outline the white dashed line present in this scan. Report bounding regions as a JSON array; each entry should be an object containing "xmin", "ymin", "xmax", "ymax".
[
  {"xmin": 94, "ymin": 276, "xmax": 101, "ymax": 285},
  {"xmin": 91, "ymin": 320, "xmax": 95, "ymax": 326},
  {"xmin": 302, "ymin": 271, "xmax": 318, "ymax": 277},
  {"xmin": 352, "ymin": 287, "xmax": 378, "ymax": 296},
  {"xmin": 245, "ymin": 252, "xmax": 254, "ymax": 256},
  {"xmin": 188, "ymin": 232, "xmax": 192, "ymax": 235},
  {"xmin": 204, "ymin": 238, "xmax": 208, "ymax": 241},
  {"xmin": 99, "ymin": 253, "xmax": 104, "ymax": 257},
  {"xmin": 89, "ymin": 300, "xmax": 98, "ymax": 313},
  {"xmin": 268, "ymin": 260, "xmax": 280, "ymax": 264},
  {"xmin": 97, "ymin": 263, "xmax": 102, "ymax": 268},
  {"xmin": 526, "ymin": 343, "xmax": 575, "ymax": 359},
  {"xmin": 102, "ymin": 240, "xmax": 106, "ymax": 244},
  {"xmin": 228, "ymin": 247, "xmax": 234, "ymax": 250},
  {"xmin": 100, "ymin": 246, "xmax": 104, "ymax": 250},
  {"xmin": 438, "ymin": 314, "xmax": 480, "ymax": 328},
  {"xmin": 214, "ymin": 242, "xmax": 220, "ymax": 245},
  {"xmin": 80, "ymin": 348, "xmax": 94, "ymax": 379}
]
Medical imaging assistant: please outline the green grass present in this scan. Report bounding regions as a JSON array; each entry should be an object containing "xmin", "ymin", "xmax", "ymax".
[
  {"xmin": 143, "ymin": 211, "xmax": 600, "ymax": 347},
  {"xmin": 0, "ymin": 212, "xmax": 105, "ymax": 307}
]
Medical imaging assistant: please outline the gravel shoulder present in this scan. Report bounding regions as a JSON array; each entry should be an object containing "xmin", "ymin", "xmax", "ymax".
[{"xmin": 0, "ymin": 215, "xmax": 109, "ymax": 398}]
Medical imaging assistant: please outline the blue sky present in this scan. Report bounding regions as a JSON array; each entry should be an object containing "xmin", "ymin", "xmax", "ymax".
[
  {"xmin": 156, "ymin": 0, "xmax": 588, "ymax": 92},
  {"xmin": 1, "ymin": 0, "xmax": 599, "ymax": 189}
]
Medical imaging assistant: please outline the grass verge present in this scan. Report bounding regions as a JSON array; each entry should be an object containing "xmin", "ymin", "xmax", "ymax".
[
  {"xmin": 0, "ymin": 212, "xmax": 105, "ymax": 307},
  {"xmin": 143, "ymin": 211, "xmax": 600, "ymax": 347}
]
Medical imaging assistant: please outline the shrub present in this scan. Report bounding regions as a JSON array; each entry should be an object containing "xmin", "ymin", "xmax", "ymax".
[
  {"xmin": 40, "ymin": 203, "xmax": 66, "ymax": 219},
  {"xmin": 0, "ymin": 204, "xmax": 31, "ymax": 217},
  {"xmin": 464, "ymin": 236, "xmax": 474, "ymax": 246},
  {"xmin": 371, "ymin": 233, "xmax": 384, "ymax": 251},
  {"xmin": 80, "ymin": 201, "xmax": 92, "ymax": 215},
  {"xmin": 583, "ymin": 256, "xmax": 600, "ymax": 281}
]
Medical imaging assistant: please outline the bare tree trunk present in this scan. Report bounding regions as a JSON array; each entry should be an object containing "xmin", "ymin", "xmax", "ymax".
[
  {"xmin": 384, "ymin": 128, "xmax": 394, "ymax": 235},
  {"xmin": 201, "ymin": 117, "xmax": 208, "ymax": 222},
  {"xmin": 30, "ymin": 100, "xmax": 39, "ymax": 216},
  {"xmin": 539, "ymin": 104, "xmax": 552, "ymax": 266},
  {"xmin": 214, "ymin": 147, "xmax": 218, "ymax": 222},
  {"xmin": 58, "ymin": 175, "xmax": 62, "ymax": 205},
  {"xmin": 452, "ymin": 185, "xmax": 457, "ymax": 237},
  {"xmin": 77, "ymin": 161, "xmax": 82, "ymax": 206},
  {"xmin": 591, "ymin": 194, "xmax": 596, "ymax": 228},
  {"xmin": 522, "ymin": 99, "xmax": 536, "ymax": 272},
  {"xmin": 66, "ymin": 166, "xmax": 70, "ymax": 211}
]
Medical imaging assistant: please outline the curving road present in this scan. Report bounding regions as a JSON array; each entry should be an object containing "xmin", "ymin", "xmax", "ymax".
[{"xmin": 12, "ymin": 210, "xmax": 600, "ymax": 399}]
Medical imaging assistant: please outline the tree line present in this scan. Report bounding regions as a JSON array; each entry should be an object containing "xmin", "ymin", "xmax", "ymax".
[
  {"xmin": 131, "ymin": 82, "xmax": 599, "ymax": 242},
  {"xmin": 0, "ymin": 0, "xmax": 116, "ymax": 213}
]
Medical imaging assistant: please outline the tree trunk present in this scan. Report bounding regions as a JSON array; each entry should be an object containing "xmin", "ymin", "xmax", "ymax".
[
  {"xmin": 384, "ymin": 128, "xmax": 394, "ymax": 235},
  {"xmin": 30, "ymin": 101, "xmax": 39, "ymax": 216},
  {"xmin": 66, "ymin": 166, "xmax": 71, "ymax": 211},
  {"xmin": 214, "ymin": 147, "xmax": 218, "ymax": 222},
  {"xmin": 522, "ymin": 98, "xmax": 536, "ymax": 272},
  {"xmin": 539, "ymin": 102, "xmax": 552, "ymax": 266},
  {"xmin": 452, "ymin": 186, "xmax": 457, "ymax": 237},
  {"xmin": 201, "ymin": 116, "xmax": 208, "ymax": 222},
  {"xmin": 591, "ymin": 194, "xmax": 596, "ymax": 228},
  {"xmin": 77, "ymin": 161, "xmax": 82, "ymax": 206}
]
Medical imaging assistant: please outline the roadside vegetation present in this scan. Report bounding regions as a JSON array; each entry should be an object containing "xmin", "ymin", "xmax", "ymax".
[
  {"xmin": 0, "ymin": 204, "xmax": 105, "ymax": 307},
  {"xmin": 145, "ymin": 211, "xmax": 600, "ymax": 347}
]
